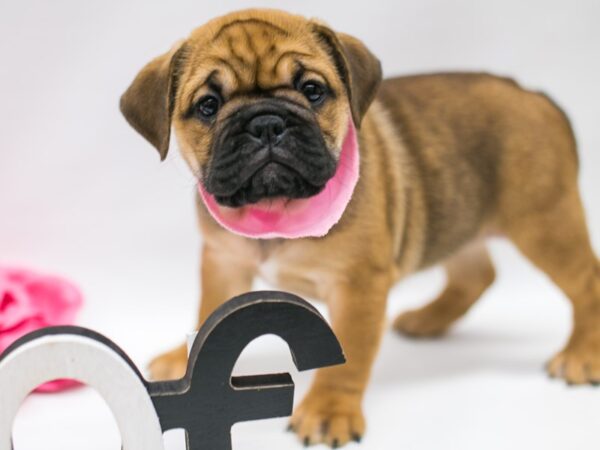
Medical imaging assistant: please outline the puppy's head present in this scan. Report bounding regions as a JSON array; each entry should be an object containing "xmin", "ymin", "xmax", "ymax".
[{"xmin": 121, "ymin": 9, "xmax": 381, "ymax": 234}]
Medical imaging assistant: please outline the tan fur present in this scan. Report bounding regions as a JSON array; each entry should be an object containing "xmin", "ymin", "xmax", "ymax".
[{"xmin": 121, "ymin": 9, "xmax": 600, "ymax": 447}]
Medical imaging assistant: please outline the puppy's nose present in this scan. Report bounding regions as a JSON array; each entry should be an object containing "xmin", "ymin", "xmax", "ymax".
[{"xmin": 247, "ymin": 114, "xmax": 286, "ymax": 143}]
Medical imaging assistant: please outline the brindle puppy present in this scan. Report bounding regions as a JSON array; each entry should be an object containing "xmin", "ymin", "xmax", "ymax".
[{"xmin": 120, "ymin": 8, "xmax": 600, "ymax": 447}]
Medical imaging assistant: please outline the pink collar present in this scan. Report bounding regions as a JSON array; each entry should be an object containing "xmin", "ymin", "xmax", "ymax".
[{"xmin": 198, "ymin": 120, "xmax": 359, "ymax": 239}]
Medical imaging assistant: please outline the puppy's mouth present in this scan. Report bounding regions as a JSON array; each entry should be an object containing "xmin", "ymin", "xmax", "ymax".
[
  {"xmin": 198, "ymin": 119, "xmax": 360, "ymax": 239},
  {"xmin": 211, "ymin": 155, "xmax": 328, "ymax": 208}
]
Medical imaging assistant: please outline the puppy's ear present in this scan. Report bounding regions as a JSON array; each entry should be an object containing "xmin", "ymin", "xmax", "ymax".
[
  {"xmin": 312, "ymin": 24, "xmax": 382, "ymax": 127},
  {"xmin": 120, "ymin": 42, "xmax": 187, "ymax": 160}
]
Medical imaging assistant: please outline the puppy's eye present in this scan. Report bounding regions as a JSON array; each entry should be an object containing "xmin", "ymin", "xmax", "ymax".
[
  {"xmin": 195, "ymin": 95, "xmax": 220, "ymax": 118},
  {"xmin": 300, "ymin": 81, "xmax": 326, "ymax": 104}
]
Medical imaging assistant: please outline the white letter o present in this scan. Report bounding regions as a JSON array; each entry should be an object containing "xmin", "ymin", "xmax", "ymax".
[{"xmin": 0, "ymin": 332, "xmax": 165, "ymax": 450}]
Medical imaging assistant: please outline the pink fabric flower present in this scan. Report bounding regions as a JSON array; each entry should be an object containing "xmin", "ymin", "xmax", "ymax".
[{"xmin": 0, "ymin": 267, "xmax": 83, "ymax": 392}]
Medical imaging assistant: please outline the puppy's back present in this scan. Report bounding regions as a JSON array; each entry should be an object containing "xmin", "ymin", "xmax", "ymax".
[{"xmin": 376, "ymin": 72, "xmax": 578, "ymax": 266}]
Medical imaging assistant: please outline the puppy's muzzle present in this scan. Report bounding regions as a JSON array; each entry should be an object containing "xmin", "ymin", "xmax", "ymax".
[{"xmin": 205, "ymin": 101, "xmax": 336, "ymax": 208}]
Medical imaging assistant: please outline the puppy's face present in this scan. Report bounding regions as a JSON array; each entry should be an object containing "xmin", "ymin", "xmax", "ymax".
[
  {"xmin": 121, "ymin": 9, "xmax": 381, "ymax": 209},
  {"xmin": 176, "ymin": 17, "xmax": 347, "ymax": 208}
]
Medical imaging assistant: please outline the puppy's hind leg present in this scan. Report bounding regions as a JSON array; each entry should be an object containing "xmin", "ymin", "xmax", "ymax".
[
  {"xmin": 506, "ymin": 187, "xmax": 600, "ymax": 385},
  {"xmin": 394, "ymin": 241, "xmax": 496, "ymax": 337}
]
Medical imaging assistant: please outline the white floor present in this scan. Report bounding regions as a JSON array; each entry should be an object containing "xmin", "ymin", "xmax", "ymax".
[{"xmin": 9, "ymin": 240, "xmax": 600, "ymax": 450}]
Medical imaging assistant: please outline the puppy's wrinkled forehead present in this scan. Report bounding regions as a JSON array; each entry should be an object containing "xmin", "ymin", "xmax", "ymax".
[
  {"xmin": 179, "ymin": 17, "xmax": 340, "ymax": 103},
  {"xmin": 119, "ymin": 9, "xmax": 382, "ymax": 161}
]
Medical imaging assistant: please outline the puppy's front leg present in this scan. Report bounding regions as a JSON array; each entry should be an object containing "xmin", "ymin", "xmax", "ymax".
[
  {"xmin": 148, "ymin": 243, "xmax": 255, "ymax": 380},
  {"xmin": 196, "ymin": 244, "xmax": 256, "ymax": 323},
  {"xmin": 290, "ymin": 272, "xmax": 390, "ymax": 447}
]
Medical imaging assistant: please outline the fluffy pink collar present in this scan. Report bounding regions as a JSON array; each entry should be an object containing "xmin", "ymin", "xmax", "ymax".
[{"xmin": 198, "ymin": 120, "xmax": 359, "ymax": 239}]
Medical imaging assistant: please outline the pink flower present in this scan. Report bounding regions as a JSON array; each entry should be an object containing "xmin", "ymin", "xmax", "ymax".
[{"xmin": 0, "ymin": 267, "xmax": 83, "ymax": 392}]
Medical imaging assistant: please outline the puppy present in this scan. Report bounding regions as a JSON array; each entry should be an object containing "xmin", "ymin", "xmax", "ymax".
[{"xmin": 121, "ymin": 8, "xmax": 600, "ymax": 447}]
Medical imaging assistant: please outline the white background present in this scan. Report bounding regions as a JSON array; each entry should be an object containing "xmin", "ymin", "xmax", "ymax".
[{"xmin": 1, "ymin": 0, "xmax": 600, "ymax": 449}]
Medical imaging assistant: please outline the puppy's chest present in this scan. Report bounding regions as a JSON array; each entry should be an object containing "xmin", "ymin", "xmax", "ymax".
[
  {"xmin": 257, "ymin": 258, "xmax": 287, "ymax": 286},
  {"xmin": 255, "ymin": 242, "xmax": 337, "ymax": 299}
]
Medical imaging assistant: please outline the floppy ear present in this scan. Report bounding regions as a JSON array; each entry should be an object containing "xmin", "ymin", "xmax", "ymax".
[
  {"xmin": 120, "ymin": 43, "xmax": 187, "ymax": 160},
  {"xmin": 312, "ymin": 24, "xmax": 382, "ymax": 127}
]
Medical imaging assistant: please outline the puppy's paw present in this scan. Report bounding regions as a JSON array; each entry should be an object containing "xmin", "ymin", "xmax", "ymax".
[
  {"xmin": 289, "ymin": 387, "xmax": 365, "ymax": 447},
  {"xmin": 393, "ymin": 306, "xmax": 452, "ymax": 338},
  {"xmin": 547, "ymin": 340, "xmax": 600, "ymax": 385},
  {"xmin": 148, "ymin": 343, "xmax": 188, "ymax": 381}
]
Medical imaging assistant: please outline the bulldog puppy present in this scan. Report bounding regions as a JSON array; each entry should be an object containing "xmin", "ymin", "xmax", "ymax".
[{"xmin": 120, "ymin": 8, "xmax": 600, "ymax": 447}]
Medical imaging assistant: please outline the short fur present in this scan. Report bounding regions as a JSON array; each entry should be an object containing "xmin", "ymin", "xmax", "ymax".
[{"xmin": 121, "ymin": 9, "xmax": 600, "ymax": 447}]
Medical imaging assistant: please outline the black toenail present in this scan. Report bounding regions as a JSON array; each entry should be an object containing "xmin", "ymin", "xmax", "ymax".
[
  {"xmin": 352, "ymin": 433, "xmax": 362, "ymax": 443},
  {"xmin": 332, "ymin": 439, "xmax": 339, "ymax": 448},
  {"xmin": 304, "ymin": 437, "xmax": 310, "ymax": 447},
  {"xmin": 287, "ymin": 424, "xmax": 294, "ymax": 432}
]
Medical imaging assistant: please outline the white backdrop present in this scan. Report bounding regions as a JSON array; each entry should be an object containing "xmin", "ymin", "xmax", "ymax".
[{"xmin": 1, "ymin": 1, "xmax": 600, "ymax": 449}]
